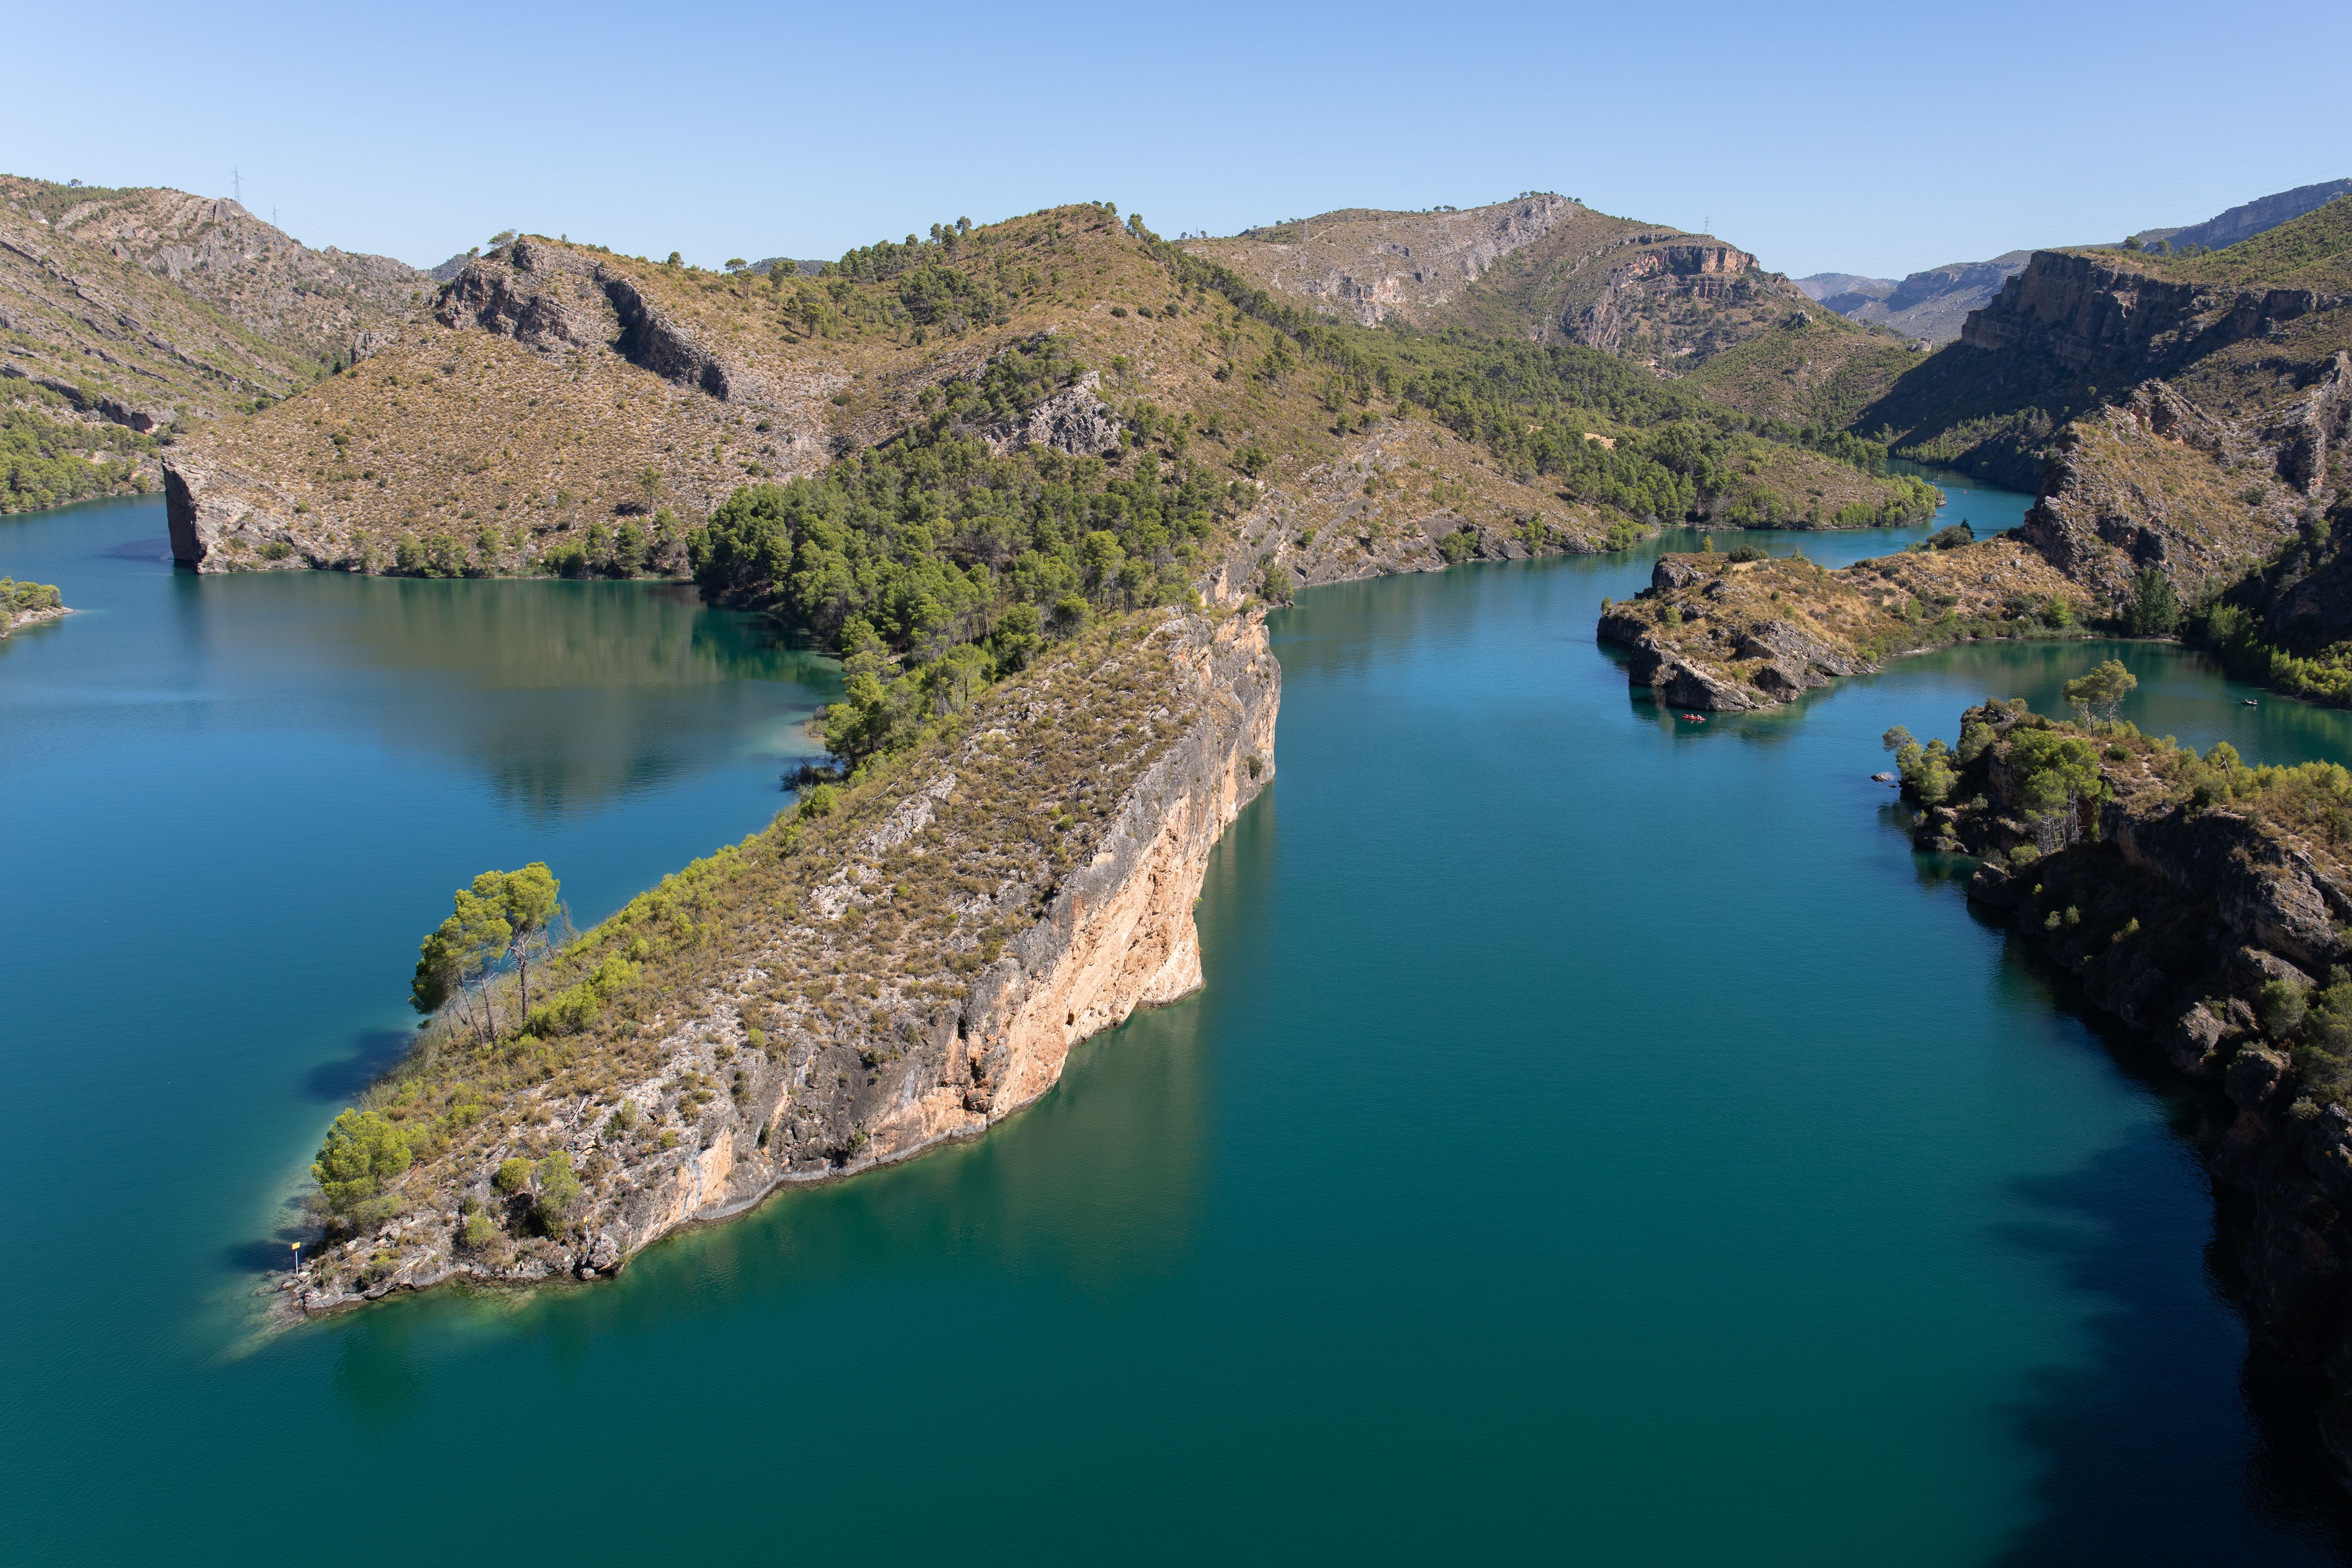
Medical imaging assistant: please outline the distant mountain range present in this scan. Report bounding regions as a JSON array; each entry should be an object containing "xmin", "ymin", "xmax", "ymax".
[{"xmin": 1796, "ymin": 178, "xmax": 2352, "ymax": 344}]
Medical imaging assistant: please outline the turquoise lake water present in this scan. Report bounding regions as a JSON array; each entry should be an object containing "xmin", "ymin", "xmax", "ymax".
[{"xmin": 7, "ymin": 492, "xmax": 2352, "ymax": 1563}]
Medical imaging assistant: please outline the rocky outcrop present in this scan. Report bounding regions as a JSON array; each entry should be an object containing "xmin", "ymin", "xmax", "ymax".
[
  {"xmin": 599, "ymin": 271, "xmax": 733, "ymax": 398},
  {"xmin": 2015, "ymin": 378, "xmax": 2311, "ymax": 604},
  {"xmin": 282, "ymin": 610, "xmax": 1279, "ymax": 1316},
  {"xmin": 1193, "ymin": 195, "xmax": 1581, "ymax": 326},
  {"xmin": 1595, "ymin": 542, "xmax": 2084, "ymax": 711},
  {"xmin": 434, "ymin": 244, "xmax": 739, "ymax": 398},
  {"xmin": 163, "ymin": 456, "xmax": 302, "ymax": 569},
  {"xmin": 164, "ymin": 236, "xmax": 846, "ymax": 571},
  {"xmin": 988, "ymin": 371, "xmax": 1120, "ymax": 456},
  {"xmin": 1958, "ymin": 249, "xmax": 2336, "ymax": 376}
]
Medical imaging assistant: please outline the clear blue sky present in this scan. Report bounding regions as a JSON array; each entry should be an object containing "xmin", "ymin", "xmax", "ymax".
[{"xmin": 8, "ymin": 0, "xmax": 2346, "ymax": 281}]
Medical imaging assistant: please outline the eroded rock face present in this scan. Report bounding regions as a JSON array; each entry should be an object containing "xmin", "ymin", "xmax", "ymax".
[
  {"xmin": 2017, "ymin": 370, "xmax": 2342, "ymax": 604},
  {"xmin": 1191, "ymin": 195, "xmax": 1579, "ymax": 327},
  {"xmin": 164, "ymin": 456, "xmax": 300, "ymax": 568},
  {"xmin": 288, "ymin": 611, "xmax": 1279, "ymax": 1317},
  {"xmin": 994, "ymin": 372, "xmax": 1121, "ymax": 457},
  {"xmin": 1959, "ymin": 249, "xmax": 2336, "ymax": 378}
]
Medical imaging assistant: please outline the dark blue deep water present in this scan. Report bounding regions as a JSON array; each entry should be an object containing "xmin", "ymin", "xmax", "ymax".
[{"xmin": 6, "ymin": 493, "xmax": 2352, "ymax": 1564}]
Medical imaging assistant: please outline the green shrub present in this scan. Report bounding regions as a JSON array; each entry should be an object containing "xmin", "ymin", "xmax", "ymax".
[
  {"xmin": 312, "ymin": 1110, "xmax": 414, "ymax": 1218},
  {"xmin": 2260, "ymin": 978, "xmax": 2308, "ymax": 1038},
  {"xmin": 493, "ymin": 1156, "xmax": 533, "ymax": 1194},
  {"xmin": 533, "ymin": 1151, "xmax": 582, "ymax": 1234}
]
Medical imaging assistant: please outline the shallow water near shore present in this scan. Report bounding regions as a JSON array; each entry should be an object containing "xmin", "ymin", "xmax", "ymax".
[{"xmin": 8, "ymin": 492, "xmax": 2352, "ymax": 1563}]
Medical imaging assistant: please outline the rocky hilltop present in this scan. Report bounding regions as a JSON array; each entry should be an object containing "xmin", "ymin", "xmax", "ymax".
[
  {"xmin": 164, "ymin": 200, "xmax": 1933, "ymax": 584},
  {"xmin": 1, "ymin": 175, "xmax": 423, "ymax": 428},
  {"xmin": 5, "ymin": 177, "xmax": 426, "ymax": 368},
  {"xmin": 1890, "ymin": 698, "xmax": 2352, "ymax": 1479},
  {"xmin": 285, "ymin": 608, "xmax": 1276, "ymax": 1313},
  {"xmin": 1184, "ymin": 194, "xmax": 1919, "ymax": 421},
  {"xmin": 1, "ymin": 174, "xmax": 429, "ymax": 512},
  {"xmin": 162, "ymin": 208, "xmax": 1602, "ymax": 577},
  {"xmin": 163, "ymin": 236, "xmax": 842, "ymax": 572},
  {"xmin": 1192, "ymin": 195, "xmax": 1587, "ymax": 328}
]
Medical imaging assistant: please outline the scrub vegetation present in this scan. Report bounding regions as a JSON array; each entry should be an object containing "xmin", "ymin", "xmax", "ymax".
[{"xmin": 301, "ymin": 611, "xmax": 1208, "ymax": 1274}]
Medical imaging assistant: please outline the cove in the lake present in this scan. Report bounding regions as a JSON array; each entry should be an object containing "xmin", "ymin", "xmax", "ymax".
[{"xmin": 6, "ymin": 490, "xmax": 2352, "ymax": 1564}]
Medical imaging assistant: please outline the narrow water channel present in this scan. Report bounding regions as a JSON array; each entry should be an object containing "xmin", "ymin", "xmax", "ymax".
[{"xmin": 4, "ymin": 491, "xmax": 2350, "ymax": 1563}]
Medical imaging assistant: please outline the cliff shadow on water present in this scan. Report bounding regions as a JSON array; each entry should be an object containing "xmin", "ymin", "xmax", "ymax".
[{"xmin": 1965, "ymin": 926, "xmax": 2352, "ymax": 1565}]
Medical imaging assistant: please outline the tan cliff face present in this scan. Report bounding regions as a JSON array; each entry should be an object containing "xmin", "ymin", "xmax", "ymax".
[
  {"xmin": 286, "ymin": 609, "xmax": 1278, "ymax": 1315},
  {"xmin": 1959, "ymin": 248, "xmax": 2340, "ymax": 379}
]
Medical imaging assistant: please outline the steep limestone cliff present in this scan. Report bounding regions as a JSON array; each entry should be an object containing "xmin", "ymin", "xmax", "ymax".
[
  {"xmin": 1861, "ymin": 218, "xmax": 2352, "ymax": 497},
  {"xmin": 284, "ymin": 609, "xmax": 1277, "ymax": 1314}
]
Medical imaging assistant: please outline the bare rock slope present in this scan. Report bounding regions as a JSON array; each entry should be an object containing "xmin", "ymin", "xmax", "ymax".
[{"xmin": 1, "ymin": 174, "xmax": 423, "ymax": 431}]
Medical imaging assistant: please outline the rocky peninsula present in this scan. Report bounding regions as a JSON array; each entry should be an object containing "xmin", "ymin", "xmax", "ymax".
[
  {"xmin": 285, "ymin": 608, "xmax": 1275, "ymax": 1313},
  {"xmin": 1597, "ymin": 541, "xmax": 2089, "ymax": 711},
  {"xmin": 1891, "ymin": 696, "xmax": 2352, "ymax": 1473}
]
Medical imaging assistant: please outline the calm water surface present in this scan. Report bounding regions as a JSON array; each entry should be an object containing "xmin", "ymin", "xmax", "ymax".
[{"xmin": 7, "ymin": 493, "xmax": 2352, "ymax": 1564}]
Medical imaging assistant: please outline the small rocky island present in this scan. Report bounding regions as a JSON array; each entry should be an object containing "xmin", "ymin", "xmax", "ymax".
[{"xmin": 1, "ymin": 578, "xmax": 65, "ymax": 637}]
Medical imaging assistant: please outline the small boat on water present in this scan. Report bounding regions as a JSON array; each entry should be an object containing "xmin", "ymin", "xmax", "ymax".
[
  {"xmin": 1678, "ymin": 712, "xmax": 1706, "ymax": 723},
  {"xmin": 2243, "ymin": 698, "xmax": 2260, "ymax": 707}
]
